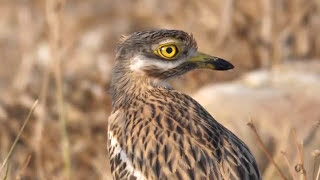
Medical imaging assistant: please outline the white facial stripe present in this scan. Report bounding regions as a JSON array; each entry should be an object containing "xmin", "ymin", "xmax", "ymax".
[
  {"xmin": 151, "ymin": 39, "xmax": 180, "ymax": 52},
  {"xmin": 158, "ymin": 38, "xmax": 179, "ymax": 45},
  {"xmin": 130, "ymin": 55, "xmax": 184, "ymax": 72}
]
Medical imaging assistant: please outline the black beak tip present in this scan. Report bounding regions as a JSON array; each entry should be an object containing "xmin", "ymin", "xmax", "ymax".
[{"xmin": 214, "ymin": 58, "xmax": 234, "ymax": 70}]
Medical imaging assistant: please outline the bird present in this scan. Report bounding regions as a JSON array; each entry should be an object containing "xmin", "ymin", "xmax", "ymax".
[{"xmin": 108, "ymin": 29, "xmax": 261, "ymax": 180}]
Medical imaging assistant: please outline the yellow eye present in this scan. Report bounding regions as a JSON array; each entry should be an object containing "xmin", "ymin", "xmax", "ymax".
[{"xmin": 155, "ymin": 44, "xmax": 179, "ymax": 60}]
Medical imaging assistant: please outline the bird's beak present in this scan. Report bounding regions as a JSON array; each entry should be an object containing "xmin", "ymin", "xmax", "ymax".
[{"xmin": 188, "ymin": 52, "xmax": 234, "ymax": 70}]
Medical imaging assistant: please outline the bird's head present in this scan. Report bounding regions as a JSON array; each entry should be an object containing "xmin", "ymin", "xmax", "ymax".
[{"xmin": 114, "ymin": 29, "xmax": 234, "ymax": 81}]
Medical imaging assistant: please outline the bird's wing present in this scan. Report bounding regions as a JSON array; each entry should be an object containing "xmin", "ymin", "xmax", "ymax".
[
  {"xmin": 168, "ymin": 92, "xmax": 261, "ymax": 180},
  {"xmin": 107, "ymin": 90, "xmax": 261, "ymax": 180},
  {"xmin": 162, "ymin": 91, "xmax": 262, "ymax": 180},
  {"xmin": 108, "ymin": 109, "xmax": 147, "ymax": 180}
]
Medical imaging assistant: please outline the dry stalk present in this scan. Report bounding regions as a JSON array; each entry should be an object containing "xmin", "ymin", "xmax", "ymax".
[
  {"xmin": 28, "ymin": 4, "xmax": 53, "ymax": 180},
  {"xmin": 260, "ymin": 0, "xmax": 273, "ymax": 67},
  {"xmin": 316, "ymin": 165, "xmax": 320, "ymax": 180},
  {"xmin": 247, "ymin": 119, "xmax": 288, "ymax": 180},
  {"xmin": 0, "ymin": 100, "xmax": 38, "ymax": 173},
  {"xmin": 274, "ymin": 0, "xmax": 313, "ymax": 65},
  {"xmin": 16, "ymin": 154, "xmax": 32, "ymax": 180},
  {"xmin": 215, "ymin": 0, "xmax": 234, "ymax": 46},
  {"xmin": 32, "ymin": 36, "xmax": 54, "ymax": 179},
  {"xmin": 312, "ymin": 150, "xmax": 320, "ymax": 180},
  {"xmin": 33, "ymin": 68, "xmax": 50, "ymax": 179},
  {"xmin": 45, "ymin": 0, "xmax": 71, "ymax": 179},
  {"xmin": 11, "ymin": 2, "xmax": 35, "ymax": 93},
  {"xmin": 281, "ymin": 151, "xmax": 297, "ymax": 180},
  {"xmin": 292, "ymin": 129, "xmax": 307, "ymax": 180},
  {"xmin": 3, "ymin": 162, "xmax": 9, "ymax": 180}
]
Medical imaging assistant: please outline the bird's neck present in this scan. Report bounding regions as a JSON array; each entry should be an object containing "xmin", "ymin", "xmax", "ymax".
[{"xmin": 110, "ymin": 64, "xmax": 170, "ymax": 109}]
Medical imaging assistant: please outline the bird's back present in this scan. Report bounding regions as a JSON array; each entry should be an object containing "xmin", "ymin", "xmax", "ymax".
[{"xmin": 108, "ymin": 88, "xmax": 261, "ymax": 180}]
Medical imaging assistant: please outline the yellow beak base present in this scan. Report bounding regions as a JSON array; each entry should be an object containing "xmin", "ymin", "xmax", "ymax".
[{"xmin": 188, "ymin": 52, "xmax": 234, "ymax": 70}]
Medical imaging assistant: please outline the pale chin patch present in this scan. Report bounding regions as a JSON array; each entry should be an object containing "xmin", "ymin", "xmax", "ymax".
[{"xmin": 129, "ymin": 55, "xmax": 183, "ymax": 72}]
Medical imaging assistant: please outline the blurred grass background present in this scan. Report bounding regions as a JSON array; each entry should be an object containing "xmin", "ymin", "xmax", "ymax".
[{"xmin": 0, "ymin": 0, "xmax": 319, "ymax": 179}]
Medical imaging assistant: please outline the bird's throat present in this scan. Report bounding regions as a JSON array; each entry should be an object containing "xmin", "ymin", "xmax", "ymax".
[{"xmin": 110, "ymin": 72, "xmax": 169, "ymax": 109}]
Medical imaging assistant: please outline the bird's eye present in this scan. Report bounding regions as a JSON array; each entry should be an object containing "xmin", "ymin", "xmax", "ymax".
[{"xmin": 155, "ymin": 44, "xmax": 179, "ymax": 60}]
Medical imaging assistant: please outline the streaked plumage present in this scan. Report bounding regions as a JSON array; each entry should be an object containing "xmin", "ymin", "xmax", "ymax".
[{"xmin": 108, "ymin": 29, "xmax": 261, "ymax": 180}]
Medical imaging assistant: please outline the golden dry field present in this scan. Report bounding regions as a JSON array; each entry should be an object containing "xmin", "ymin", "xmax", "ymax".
[{"xmin": 0, "ymin": 0, "xmax": 320, "ymax": 179}]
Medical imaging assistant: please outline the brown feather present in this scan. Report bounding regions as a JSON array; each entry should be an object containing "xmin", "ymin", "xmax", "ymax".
[{"xmin": 108, "ymin": 29, "xmax": 261, "ymax": 180}]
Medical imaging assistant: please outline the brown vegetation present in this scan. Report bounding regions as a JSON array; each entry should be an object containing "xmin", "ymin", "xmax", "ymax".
[{"xmin": 0, "ymin": 0, "xmax": 319, "ymax": 179}]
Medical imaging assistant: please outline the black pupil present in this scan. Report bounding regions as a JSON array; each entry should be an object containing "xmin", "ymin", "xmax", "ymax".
[{"xmin": 166, "ymin": 47, "xmax": 173, "ymax": 54}]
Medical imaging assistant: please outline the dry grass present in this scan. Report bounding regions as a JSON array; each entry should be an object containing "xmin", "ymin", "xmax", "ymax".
[
  {"xmin": 46, "ymin": 0, "xmax": 71, "ymax": 179},
  {"xmin": 281, "ymin": 151, "xmax": 297, "ymax": 180},
  {"xmin": 0, "ymin": 0, "xmax": 319, "ymax": 179},
  {"xmin": 0, "ymin": 100, "xmax": 38, "ymax": 176},
  {"xmin": 312, "ymin": 150, "xmax": 320, "ymax": 180},
  {"xmin": 292, "ymin": 129, "xmax": 307, "ymax": 180},
  {"xmin": 248, "ymin": 119, "xmax": 288, "ymax": 180},
  {"xmin": 248, "ymin": 118, "xmax": 320, "ymax": 180}
]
